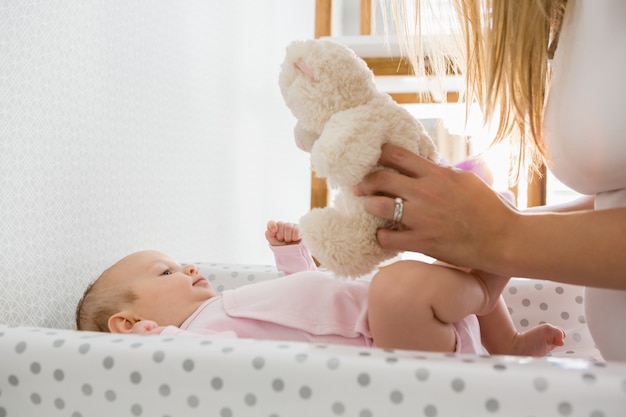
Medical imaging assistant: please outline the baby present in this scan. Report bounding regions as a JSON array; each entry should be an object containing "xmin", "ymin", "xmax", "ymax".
[{"xmin": 76, "ymin": 221, "xmax": 565, "ymax": 356}]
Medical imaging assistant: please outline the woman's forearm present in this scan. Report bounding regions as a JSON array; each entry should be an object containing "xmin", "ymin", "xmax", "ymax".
[
  {"xmin": 356, "ymin": 145, "xmax": 624, "ymax": 290},
  {"xmin": 523, "ymin": 195, "xmax": 595, "ymax": 213},
  {"xmin": 497, "ymin": 207, "xmax": 626, "ymax": 289}
]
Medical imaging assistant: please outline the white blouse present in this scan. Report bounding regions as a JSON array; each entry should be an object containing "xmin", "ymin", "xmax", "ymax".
[
  {"xmin": 543, "ymin": 0, "xmax": 626, "ymax": 362},
  {"xmin": 544, "ymin": 0, "xmax": 626, "ymax": 210}
]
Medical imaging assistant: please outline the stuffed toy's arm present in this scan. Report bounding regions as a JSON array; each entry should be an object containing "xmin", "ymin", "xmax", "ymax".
[
  {"xmin": 310, "ymin": 106, "xmax": 384, "ymax": 187},
  {"xmin": 294, "ymin": 122, "xmax": 319, "ymax": 152}
]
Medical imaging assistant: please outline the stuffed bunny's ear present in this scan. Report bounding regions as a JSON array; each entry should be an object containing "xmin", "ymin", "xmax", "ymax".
[{"xmin": 294, "ymin": 58, "xmax": 319, "ymax": 82}]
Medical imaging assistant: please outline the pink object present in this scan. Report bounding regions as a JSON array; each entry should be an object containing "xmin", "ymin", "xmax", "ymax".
[
  {"xmin": 454, "ymin": 158, "xmax": 494, "ymax": 186},
  {"xmin": 160, "ymin": 244, "xmax": 487, "ymax": 354},
  {"xmin": 455, "ymin": 157, "xmax": 516, "ymax": 205}
]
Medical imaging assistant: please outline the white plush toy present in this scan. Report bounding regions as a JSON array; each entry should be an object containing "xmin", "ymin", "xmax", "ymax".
[{"xmin": 278, "ymin": 39, "xmax": 438, "ymax": 277}]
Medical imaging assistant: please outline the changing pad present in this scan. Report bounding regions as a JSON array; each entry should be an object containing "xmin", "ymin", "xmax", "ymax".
[{"xmin": 1, "ymin": 263, "xmax": 625, "ymax": 417}]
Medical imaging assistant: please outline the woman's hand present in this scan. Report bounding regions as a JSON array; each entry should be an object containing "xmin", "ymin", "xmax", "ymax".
[{"xmin": 354, "ymin": 144, "xmax": 518, "ymax": 270}]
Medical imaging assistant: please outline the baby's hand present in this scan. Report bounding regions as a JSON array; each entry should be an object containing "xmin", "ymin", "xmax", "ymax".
[
  {"xmin": 132, "ymin": 320, "xmax": 165, "ymax": 335},
  {"xmin": 265, "ymin": 220, "xmax": 301, "ymax": 246}
]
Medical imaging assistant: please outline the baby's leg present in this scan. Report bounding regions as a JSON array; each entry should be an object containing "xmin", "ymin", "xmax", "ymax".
[
  {"xmin": 479, "ymin": 298, "xmax": 566, "ymax": 356},
  {"xmin": 368, "ymin": 260, "xmax": 508, "ymax": 352}
]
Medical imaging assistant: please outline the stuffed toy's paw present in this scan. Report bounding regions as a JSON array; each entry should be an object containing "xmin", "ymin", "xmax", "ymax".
[{"xmin": 299, "ymin": 193, "xmax": 397, "ymax": 277}]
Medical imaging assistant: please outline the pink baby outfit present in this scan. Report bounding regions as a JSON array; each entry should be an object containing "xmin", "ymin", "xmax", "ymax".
[
  {"xmin": 162, "ymin": 272, "xmax": 374, "ymax": 346},
  {"xmin": 161, "ymin": 244, "xmax": 487, "ymax": 354}
]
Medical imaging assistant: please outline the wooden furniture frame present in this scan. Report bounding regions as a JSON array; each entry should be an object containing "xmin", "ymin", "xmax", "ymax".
[{"xmin": 312, "ymin": 0, "xmax": 546, "ymax": 209}]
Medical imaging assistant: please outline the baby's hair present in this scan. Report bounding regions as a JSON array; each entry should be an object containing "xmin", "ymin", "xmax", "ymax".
[{"xmin": 75, "ymin": 267, "xmax": 138, "ymax": 332}]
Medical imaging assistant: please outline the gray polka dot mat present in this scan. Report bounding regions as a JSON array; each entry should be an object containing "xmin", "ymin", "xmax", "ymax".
[{"xmin": 1, "ymin": 264, "xmax": 625, "ymax": 417}]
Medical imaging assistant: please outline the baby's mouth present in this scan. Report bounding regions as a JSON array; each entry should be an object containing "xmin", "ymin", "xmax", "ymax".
[{"xmin": 193, "ymin": 276, "xmax": 209, "ymax": 287}]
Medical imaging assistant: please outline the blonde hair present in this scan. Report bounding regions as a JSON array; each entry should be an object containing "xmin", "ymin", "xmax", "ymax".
[
  {"xmin": 380, "ymin": 0, "xmax": 567, "ymax": 175},
  {"xmin": 75, "ymin": 268, "xmax": 138, "ymax": 332}
]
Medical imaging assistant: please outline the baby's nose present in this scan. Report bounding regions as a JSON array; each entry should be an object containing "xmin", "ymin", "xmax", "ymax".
[{"xmin": 183, "ymin": 264, "xmax": 198, "ymax": 275}]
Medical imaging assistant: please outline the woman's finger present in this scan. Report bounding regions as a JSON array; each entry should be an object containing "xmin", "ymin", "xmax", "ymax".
[
  {"xmin": 362, "ymin": 195, "xmax": 403, "ymax": 222},
  {"xmin": 376, "ymin": 227, "xmax": 422, "ymax": 252},
  {"xmin": 354, "ymin": 168, "xmax": 418, "ymax": 200},
  {"xmin": 354, "ymin": 145, "xmax": 442, "ymax": 198},
  {"xmin": 364, "ymin": 195, "xmax": 422, "ymax": 237},
  {"xmin": 377, "ymin": 144, "xmax": 439, "ymax": 178}
]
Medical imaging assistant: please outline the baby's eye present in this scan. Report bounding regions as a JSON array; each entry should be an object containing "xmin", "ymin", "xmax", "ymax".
[{"xmin": 161, "ymin": 270, "xmax": 172, "ymax": 276}]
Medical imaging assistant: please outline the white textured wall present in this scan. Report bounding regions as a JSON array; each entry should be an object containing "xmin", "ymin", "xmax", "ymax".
[{"xmin": 0, "ymin": 1, "xmax": 314, "ymax": 327}]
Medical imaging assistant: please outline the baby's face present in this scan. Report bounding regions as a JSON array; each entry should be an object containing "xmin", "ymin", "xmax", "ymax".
[{"xmin": 110, "ymin": 250, "xmax": 216, "ymax": 327}]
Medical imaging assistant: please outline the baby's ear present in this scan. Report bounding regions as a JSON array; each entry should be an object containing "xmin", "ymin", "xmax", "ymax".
[
  {"xmin": 294, "ymin": 58, "xmax": 319, "ymax": 82},
  {"xmin": 108, "ymin": 311, "xmax": 138, "ymax": 334}
]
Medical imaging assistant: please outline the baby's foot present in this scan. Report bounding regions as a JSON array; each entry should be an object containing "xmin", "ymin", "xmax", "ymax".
[{"xmin": 511, "ymin": 324, "xmax": 566, "ymax": 357}]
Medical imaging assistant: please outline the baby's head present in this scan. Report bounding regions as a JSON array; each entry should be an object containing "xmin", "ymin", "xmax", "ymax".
[{"xmin": 76, "ymin": 250, "xmax": 216, "ymax": 333}]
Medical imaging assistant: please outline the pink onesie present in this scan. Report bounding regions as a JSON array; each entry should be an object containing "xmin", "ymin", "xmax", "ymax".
[{"xmin": 161, "ymin": 244, "xmax": 487, "ymax": 354}]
